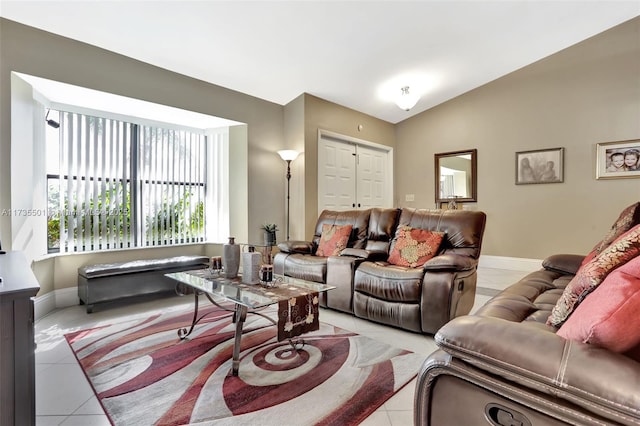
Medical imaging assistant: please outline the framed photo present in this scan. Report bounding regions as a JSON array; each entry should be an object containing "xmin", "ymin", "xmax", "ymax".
[
  {"xmin": 515, "ymin": 147, "xmax": 564, "ymax": 185},
  {"xmin": 596, "ymin": 139, "xmax": 640, "ymax": 180}
]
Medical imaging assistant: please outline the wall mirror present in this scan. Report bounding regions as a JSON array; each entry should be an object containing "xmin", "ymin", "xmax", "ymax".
[{"xmin": 435, "ymin": 149, "xmax": 477, "ymax": 204}]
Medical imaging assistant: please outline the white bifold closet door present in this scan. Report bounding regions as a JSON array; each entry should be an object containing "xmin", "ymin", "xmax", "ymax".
[{"xmin": 318, "ymin": 133, "xmax": 391, "ymax": 214}]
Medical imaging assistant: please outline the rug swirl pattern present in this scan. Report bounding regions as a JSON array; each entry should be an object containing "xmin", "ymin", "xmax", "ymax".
[{"xmin": 65, "ymin": 305, "xmax": 425, "ymax": 425}]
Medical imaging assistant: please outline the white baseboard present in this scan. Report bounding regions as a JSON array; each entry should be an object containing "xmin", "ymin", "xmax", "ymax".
[
  {"xmin": 479, "ymin": 255, "xmax": 542, "ymax": 272},
  {"xmin": 34, "ymin": 287, "xmax": 78, "ymax": 321},
  {"xmin": 34, "ymin": 291, "xmax": 56, "ymax": 321},
  {"xmin": 33, "ymin": 255, "xmax": 542, "ymax": 321}
]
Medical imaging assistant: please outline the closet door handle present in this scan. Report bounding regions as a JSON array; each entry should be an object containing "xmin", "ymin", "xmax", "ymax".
[
  {"xmin": 358, "ymin": 203, "xmax": 361, "ymax": 207},
  {"xmin": 352, "ymin": 203, "xmax": 356, "ymax": 207}
]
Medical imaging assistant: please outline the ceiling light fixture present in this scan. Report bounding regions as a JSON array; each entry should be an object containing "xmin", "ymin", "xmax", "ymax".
[{"xmin": 395, "ymin": 86, "xmax": 419, "ymax": 111}]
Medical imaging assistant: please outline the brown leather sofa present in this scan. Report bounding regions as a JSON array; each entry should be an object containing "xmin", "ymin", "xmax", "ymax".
[
  {"xmin": 414, "ymin": 254, "xmax": 640, "ymax": 425},
  {"xmin": 274, "ymin": 207, "xmax": 487, "ymax": 334}
]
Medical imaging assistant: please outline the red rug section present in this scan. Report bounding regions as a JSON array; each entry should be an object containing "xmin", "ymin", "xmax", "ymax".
[{"xmin": 65, "ymin": 304, "xmax": 422, "ymax": 425}]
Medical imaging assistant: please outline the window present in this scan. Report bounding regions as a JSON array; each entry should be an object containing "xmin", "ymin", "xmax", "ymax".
[{"xmin": 47, "ymin": 110, "xmax": 208, "ymax": 253}]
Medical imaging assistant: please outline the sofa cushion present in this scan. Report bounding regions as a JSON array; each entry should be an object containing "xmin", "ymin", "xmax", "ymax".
[
  {"xmin": 315, "ymin": 223, "xmax": 353, "ymax": 256},
  {"xmin": 548, "ymin": 224, "xmax": 640, "ymax": 327},
  {"xmin": 313, "ymin": 209, "xmax": 371, "ymax": 250},
  {"xmin": 354, "ymin": 262, "xmax": 424, "ymax": 303},
  {"xmin": 280, "ymin": 253, "xmax": 327, "ymax": 283},
  {"xmin": 387, "ymin": 226, "xmax": 444, "ymax": 268},
  {"xmin": 393, "ymin": 208, "xmax": 486, "ymax": 260},
  {"xmin": 582, "ymin": 201, "xmax": 640, "ymax": 266},
  {"xmin": 557, "ymin": 255, "xmax": 640, "ymax": 353}
]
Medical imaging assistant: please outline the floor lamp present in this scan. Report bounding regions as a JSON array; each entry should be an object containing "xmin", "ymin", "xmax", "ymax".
[{"xmin": 277, "ymin": 150, "xmax": 300, "ymax": 241}]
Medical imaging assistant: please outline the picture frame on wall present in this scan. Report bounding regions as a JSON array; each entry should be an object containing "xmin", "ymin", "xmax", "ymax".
[
  {"xmin": 596, "ymin": 139, "xmax": 640, "ymax": 180},
  {"xmin": 515, "ymin": 147, "xmax": 564, "ymax": 185}
]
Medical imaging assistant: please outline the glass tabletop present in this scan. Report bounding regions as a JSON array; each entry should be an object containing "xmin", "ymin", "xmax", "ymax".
[{"xmin": 166, "ymin": 270, "xmax": 335, "ymax": 310}]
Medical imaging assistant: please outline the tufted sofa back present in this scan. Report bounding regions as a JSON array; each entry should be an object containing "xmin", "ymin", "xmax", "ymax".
[
  {"xmin": 392, "ymin": 208, "xmax": 487, "ymax": 259},
  {"xmin": 364, "ymin": 208, "xmax": 401, "ymax": 253}
]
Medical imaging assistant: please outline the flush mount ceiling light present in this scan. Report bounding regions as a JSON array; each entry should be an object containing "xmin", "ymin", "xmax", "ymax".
[{"xmin": 395, "ymin": 86, "xmax": 419, "ymax": 111}]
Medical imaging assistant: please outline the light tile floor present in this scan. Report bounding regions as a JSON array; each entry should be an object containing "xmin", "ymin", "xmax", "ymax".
[{"xmin": 34, "ymin": 267, "xmax": 530, "ymax": 426}]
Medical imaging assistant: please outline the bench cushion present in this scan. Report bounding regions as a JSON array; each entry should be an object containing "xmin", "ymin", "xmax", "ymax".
[{"xmin": 78, "ymin": 255, "xmax": 209, "ymax": 279}]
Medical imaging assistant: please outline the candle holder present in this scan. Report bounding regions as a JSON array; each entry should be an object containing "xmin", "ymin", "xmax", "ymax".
[
  {"xmin": 260, "ymin": 264, "xmax": 275, "ymax": 287},
  {"xmin": 209, "ymin": 256, "xmax": 224, "ymax": 277}
]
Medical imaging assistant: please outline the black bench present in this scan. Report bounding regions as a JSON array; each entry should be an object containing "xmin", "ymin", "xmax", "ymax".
[{"xmin": 78, "ymin": 255, "xmax": 209, "ymax": 313}]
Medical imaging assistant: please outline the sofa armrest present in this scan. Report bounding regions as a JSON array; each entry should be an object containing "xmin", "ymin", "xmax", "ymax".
[
  {"xmin": 276, "ymin": 240, "xmax": 314, "ymax": 254},
  {"xmin": 435, "ymin": 316, "xmax": 640, "ymax": 417},
  {"xmin": 340, "ymin": 248, "xmax": 387, "ymax": 261},
  {"xmin": 422, "ymin": 254, "xmax": 476, "ymax": 272},
  {"xmin": 542, "ymin": 254, "xmax": 585, "ymax": 275}
]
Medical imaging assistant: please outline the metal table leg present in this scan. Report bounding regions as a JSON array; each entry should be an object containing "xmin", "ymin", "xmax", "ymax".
[{"xmin": 231, "ymin": 304, "xmax": 248, "ymax": 376}]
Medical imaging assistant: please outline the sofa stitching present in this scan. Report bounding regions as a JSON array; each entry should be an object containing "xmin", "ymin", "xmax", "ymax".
[
  {"xmin": 555, "ymin": 340, "xmax": 571, "ymax": 388},
  {"xmin": 436, "ymin": 337, "xmax": 640, "ymax": 416},
  {"xmin": 431, "ymin": 361, "xmax": 612, "ymax": 426}
]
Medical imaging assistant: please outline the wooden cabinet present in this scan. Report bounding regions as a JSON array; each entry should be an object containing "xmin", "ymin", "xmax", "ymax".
[{"xmin": 0, "ymin": 251, "xmax": 40, "ymax": 426}]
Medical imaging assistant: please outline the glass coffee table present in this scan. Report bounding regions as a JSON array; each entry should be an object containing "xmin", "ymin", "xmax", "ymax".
[{"xmin": 165, "ymin": 270, "xmax": 335, "ymax": 376}]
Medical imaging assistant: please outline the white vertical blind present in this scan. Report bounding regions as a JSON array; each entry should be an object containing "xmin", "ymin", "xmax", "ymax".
[
  {"xmin": 58, "ymin": 112, "xmax": 132, "ymax": 252},
  {"xmin": 52, "ymin": 110, "xmax": 213, "ymax": 253},
  {"xmin": 138, "ymin": 125, "xmax": 207, "ymax": 247}
]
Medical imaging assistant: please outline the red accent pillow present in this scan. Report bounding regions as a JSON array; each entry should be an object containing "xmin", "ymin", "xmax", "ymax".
[
  {"xmin": 388, "ymin": 226, "xmax": 445, "ymax": 268},
  {"xmin": 315, "ymin": 224, "xmax": 353, "ymax": 257},
  {"xmin": 557, "ymin": 255, "xmax": 640, "ymax": 353},
  {"xmin": 548, "ymin": 224, "xmax": 640, "ymax": 327},
  {"xmin": 582, "ymin": 202, "xmax": 640, "ymax": 267}
]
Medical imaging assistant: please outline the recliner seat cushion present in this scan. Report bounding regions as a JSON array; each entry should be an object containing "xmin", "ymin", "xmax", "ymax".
[
  {"xmin": 354, "ymin": 262, "xmax": 424, "ymax": 303},
  {"xmin": 280, "ymin": 253, "xmax": 326, "ymax": 283}
]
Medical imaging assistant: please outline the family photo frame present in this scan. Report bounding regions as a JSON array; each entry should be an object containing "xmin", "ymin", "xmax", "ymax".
[
  {"xmin": 596, "ymin": 139, "xmax": 640, "ymax": 180},
  {"xmin": 515, "ymin": 147, "xmax": 564, "ymax": 185}
]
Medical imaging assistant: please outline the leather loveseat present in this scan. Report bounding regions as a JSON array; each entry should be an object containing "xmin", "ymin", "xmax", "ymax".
[
  {"xmin": 415, "ymin": 203, "xmax": 640, "ymax": 425},
  {"xmin": 274, "ymin": 207, "xmax": 487, "ymax": 334}
]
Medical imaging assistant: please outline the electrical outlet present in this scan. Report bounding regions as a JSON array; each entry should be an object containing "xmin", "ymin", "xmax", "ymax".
[{"xmin": 405, "ymin": 194, "xmax": 415, "ymax": 202}]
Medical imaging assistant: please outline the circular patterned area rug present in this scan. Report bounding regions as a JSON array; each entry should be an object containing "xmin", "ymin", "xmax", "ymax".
[{"xmin": 65, "ymin": 305, "xmax": 424, "ymax": 425}]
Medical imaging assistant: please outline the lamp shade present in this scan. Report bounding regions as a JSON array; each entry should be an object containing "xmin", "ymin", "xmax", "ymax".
[
  {"xmin": 278, "ymin": 150, "xmax": 300, "ymax": 161},
  {"xmin": 395, "ymin": 86, "xmax": 419, "ymax": 111}
]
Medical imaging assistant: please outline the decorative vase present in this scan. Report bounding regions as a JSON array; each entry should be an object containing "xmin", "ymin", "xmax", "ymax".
[
  {"xmin": 264, "ymin": 230, "xmax": 276, "ymax": 246},
  {"xmin": 241, "ymin": 245, "xmax": 261, "ymax": 285},
  {"xmin": 223, "ymin": 237, "xmax": 240, "ymax": 279}
]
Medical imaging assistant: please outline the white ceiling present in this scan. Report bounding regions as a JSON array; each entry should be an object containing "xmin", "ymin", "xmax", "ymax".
[{"xmin": 1, "ymin": 1, "xmax": 639, "ymax": 124}]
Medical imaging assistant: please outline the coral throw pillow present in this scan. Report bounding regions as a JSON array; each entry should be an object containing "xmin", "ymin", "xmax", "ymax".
[
  {"xmin": 547, "ymin": 224, "xmax": 640, "ymax": 327},
  {"xmin": 557, "ymin": 255, "xmax": 640, "ymax": 353},
  {"xmin": 388, "ymin": 226, "xmax": 445, "ymax": 268},
  {"xmin": 315, "ymin": 224, "xmax": 353, "ymax": 257},
  {"xmin": 582, "ymin": 202, "xmax": 640, "ymax": 266}
]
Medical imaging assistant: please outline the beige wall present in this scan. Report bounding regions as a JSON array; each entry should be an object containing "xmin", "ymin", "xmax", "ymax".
[
  {"xmin": 0, "ymin": 18, "xmax": 284, "ymax": 292},
  {"xmin": 3, "ymin": 16, "xmax": 639, "ymax": 295},
  {"xmin": 283, "ymin": 94, "xmax": 306, "ymax": 241},
  {"xmin": 395, "ymin": 17, "xmax": 640, "ymax": 259},
  {"xmin": 301, "ymin": 94, "xmax": 396, "ymax": 238}
]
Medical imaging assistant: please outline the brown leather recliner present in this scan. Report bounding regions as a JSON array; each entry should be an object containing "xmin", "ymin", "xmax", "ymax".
[
  {"xmin": 274, "ymin": 208, "xmax": 400, "ymax": 313},
  {"xmin": 274, "ymin": 209, "xmax": 379, "ymax": 283},
  {"xmin": 352, "ymin": 208, "xmax": 487, "ymax": 334},
  {"xmin": 275, "ymin": 207, "xmax": 487, "ymax": 335},
  {"xmin": 415, "ymin": 254, "xmax": 640, "ymax": 425}
]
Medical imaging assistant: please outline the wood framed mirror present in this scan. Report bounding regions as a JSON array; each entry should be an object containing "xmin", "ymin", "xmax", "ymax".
[{"xmin": 435, "ymin": 149, "xmax": 477, "ymax": 204}]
